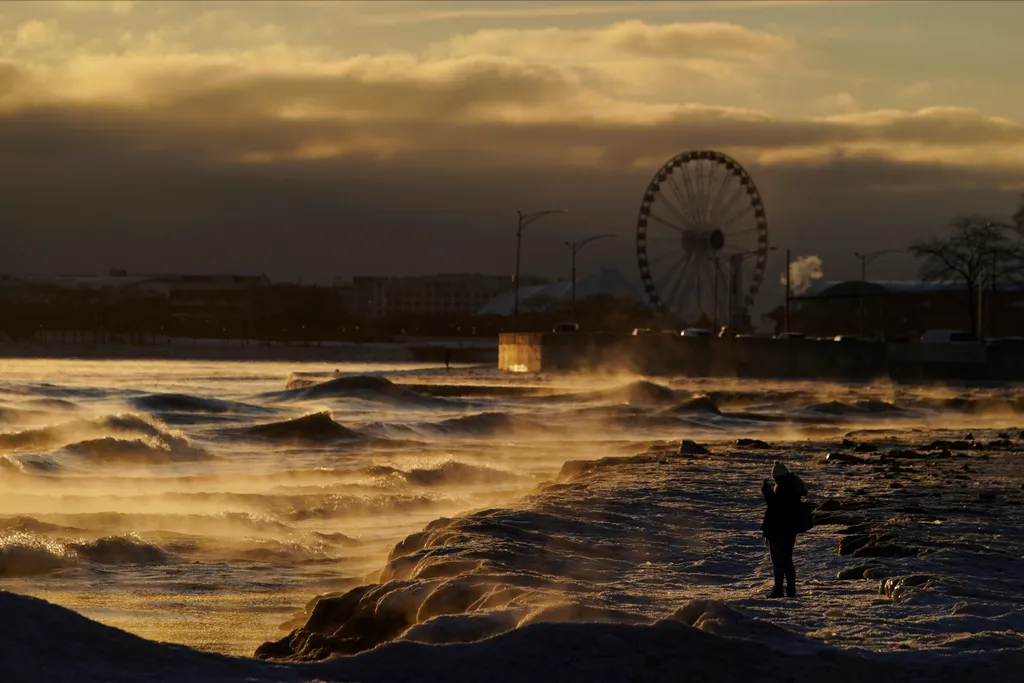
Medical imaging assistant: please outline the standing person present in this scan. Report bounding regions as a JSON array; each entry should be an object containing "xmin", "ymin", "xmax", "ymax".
[
  {"xmin": 760, "ymin": 462, "xmax": 810, "ymax": 598},
  {"xmin": 444, "ymin": 349, "xmax": 451, "ymax": 372}
]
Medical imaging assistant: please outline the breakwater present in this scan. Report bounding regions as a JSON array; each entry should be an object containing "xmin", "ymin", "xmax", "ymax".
[{"xmin": 499, "ymin": 333, "xmax": 1024, "ymax": 380}]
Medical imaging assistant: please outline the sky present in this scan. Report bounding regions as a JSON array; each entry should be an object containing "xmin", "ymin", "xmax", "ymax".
[{"xmin": 1, "ymin": 0, "xmax": 1022, "ymax": 289}]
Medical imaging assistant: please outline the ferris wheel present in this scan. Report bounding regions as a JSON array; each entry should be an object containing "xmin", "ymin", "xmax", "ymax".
[{"xmin": 635, "ymin": 150, "xmax": 768, "ymax": 328}]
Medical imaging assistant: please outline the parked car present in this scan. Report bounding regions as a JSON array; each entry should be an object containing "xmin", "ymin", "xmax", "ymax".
[
  {"xmin": 832, "ymin": 335, "xmax": 861, "ymax": 342},
  {"xmin": 921, "ymin": 330, "xmax": 977, "ymax": 344},
  {"xmin": 552, "ymin": 322, "xmax": 579, "ymax": 334},
  {"xmin": 680, "ymin": 328, "xmax": 713, "ymax": 337},
  {"xmin": 773, "ymin": 332, "xmax": 805, "ymax": 340}
]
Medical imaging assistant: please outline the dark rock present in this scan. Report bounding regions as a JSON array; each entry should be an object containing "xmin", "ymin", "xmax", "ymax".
[
  {"xmin": 836, "ymin": 565, "xmax": 875, "ymax": 580},
  {"xmin": 837, "ymin": 534, "xmax": 871, "ymax": 556},
  {"xmin": 825, "ymin": 452, "xmax": 863, "ymax": 464},
  {"xmin": 840, "ymin": 439, "xmax": 857, "ymax": 449},
  {"xmin": 679, "ymin": 440, "xmax": 709, "ymax": 455},
  {"xmin": 964, "ymin": 432, "xmax": 974, "ymax": 440},
  {"xmin": 736, "ymin": 438, "xmax": 772, "ymax": 449},
  {"xmin": 854, "ymin": 543, "xmax": 918, "ymax": 558},
  {"xmin": 879, "ymin": 575, "xmax": 933, "ymax": 599},
  {"xmin": 816, "ymin": 499, "xmax": 842, "ymax": 512},
  {"xmin": 854, "ymin": 443, "xmax": 878, "ymax": 453}
]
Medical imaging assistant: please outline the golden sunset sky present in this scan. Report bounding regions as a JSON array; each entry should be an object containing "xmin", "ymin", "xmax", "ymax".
[{"xmin": 1, "ymin": 0, "xmax": 1021, "ymax": 283}]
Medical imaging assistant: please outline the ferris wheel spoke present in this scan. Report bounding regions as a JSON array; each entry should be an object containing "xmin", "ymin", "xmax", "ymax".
[
  {"xmin": 700, "ymin": 162, "xmax": 720, "ymax": 224},
  {"xmin": 709, "ymin": 184, "xmax": 747, "ymax": 228},
  {"xmin": 666, "ymin": 174, "xmax": 701, "ymax": 228},
  {"xmin": 721, "ymin": 202, "xmax": 755, "ymax": 229},
  {"xmin": 664, "ymin": 252, "xmax": 694, "ymax": 313},
  {"xmin": 707, "ymin": 171, "xmax": 735, "ymax": 225},
  {"xmin": 657, "ymin": 254, "xmax": 690, "ymax": 306},
  {"xmin": 647, "ymin": 211, "xmax": 687, "ymax": 234},
  {"xmin": 676, "ymin": 165, "xmax": 705, "ymax": 227},
  {"xmin": 654, "ymin": 184, "xmax": 697, "ymax": 230}
]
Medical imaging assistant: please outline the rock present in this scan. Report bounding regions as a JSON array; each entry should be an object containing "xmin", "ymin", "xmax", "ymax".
[
  {"xmin": 736, "ymin": 438, "xmax": 772, "ymax": 449},
  {"xmin": 964, "ymin": 432, "xmax": 974, "ymax": 440},
  {"xmin": 840, "ymin": 439, "xmax": 857, "ymax": 449},
  {"xmin": 825, "ymin": 452, "xmax": 863, "ymax": 464},
  {"xmin": 879, "ymin": 575, "xmax": 933, "ymax": 599},
  {"xmin": 863, "ymin": 567, "xmax": 890, "ymax": 579},
  {"xmin": 679, "ymin": 440, "xmax": 709, "ymax": 455},
  {"xmin": 816, "ymin": 499, "xmax": 842, "ymax": 512},
  {"xmin": 837, "ymin": 534, "xmax": 871, "ymax": 556},
  {"xmin": 836, "ymin": 565, "xmax": 874, "ymax": 580},
  {"xmin": 854, "ymin": 443, "xmax": 878, "ymax": 453},
  {"xmin": 854, "ymin": 543, "xmax": 919, "ymax": 558}
]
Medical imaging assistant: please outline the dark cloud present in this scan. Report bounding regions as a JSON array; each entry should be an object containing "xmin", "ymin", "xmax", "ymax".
[{"xmin": 0, "ymin": 90, "xmax": 1021, "ymax": 290}]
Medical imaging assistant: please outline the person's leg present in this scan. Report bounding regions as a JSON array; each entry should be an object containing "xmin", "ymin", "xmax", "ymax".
[
  {"xmin": 782, "ymin": 535, "xmax": 797, "ymax": 596},
  {"xmin": 767, "ymin": 538, "xmax": 785, "ymax": 596}
]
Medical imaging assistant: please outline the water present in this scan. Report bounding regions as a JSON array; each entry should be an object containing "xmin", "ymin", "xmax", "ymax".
[{"xmin": 2, "ymin": 358, "xmax": 1023, "ymax": 674}]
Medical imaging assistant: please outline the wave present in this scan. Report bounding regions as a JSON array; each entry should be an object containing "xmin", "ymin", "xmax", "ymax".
[
  {"xmin": 587, "ymin": 380, "xmax": 680, "ymax": 406},
  {"xmin": 360, "ymin": 460, "xmax": 528, "ymax": 488},
  {"xmin": 0, "ymin": 413, "xmax": 200, "ymax": 453},
  {"xmin": 0, "ymin": 532, "xmax": 170, "ymax": 577},
  {"xmin": 423, "ymin": 412, "xmax": 549, "ymax": 437},
  {"xmin": 238, "ymin": 412, "xmax": 363, "ymax": 444},
  {"xmin": 802, "ymin": 400, "xmax": 907, "ymax": 417},
  {"xmin": 277, "ymin": 375, "xmax": 450, "ymax": 407},
  {"xmin": 60, "ymin": 437, "xmax": 211, "ymax": 465},
  {"xmin": 131, "ymin": 393, "xmax": 271, "ymax": 415},
  {"xmin": 68, "ymin": 536, "xmax": 170, "ymax": 565}
]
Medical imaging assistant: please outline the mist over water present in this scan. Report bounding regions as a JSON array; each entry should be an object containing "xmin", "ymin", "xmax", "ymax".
[{"xmin": 2, "ymin": 359, "xmax": 1023, "ymax": 666}]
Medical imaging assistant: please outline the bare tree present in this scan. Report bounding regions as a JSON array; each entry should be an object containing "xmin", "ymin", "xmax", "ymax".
[{"xmin": 908, "ymin": 216, "xmax": 1023, "ymax": 335}]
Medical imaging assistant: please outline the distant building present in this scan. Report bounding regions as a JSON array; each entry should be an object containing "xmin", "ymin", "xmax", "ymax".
[
  {"xmin": 350, "ymin": 274, "xmax": 525, "ymax": 319},
  {"xmin": 793, "ymin": 280, "xmax": 1024, "ymax": 339},
  {"xmin": 477, "ymin": 268, "xmax": 648, "ymax": 316}
]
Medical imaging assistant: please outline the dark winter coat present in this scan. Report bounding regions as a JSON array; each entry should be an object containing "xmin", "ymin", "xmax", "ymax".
[{"xmin": 760, "ymin": 473, "xmax": 808, "ymax": 537}]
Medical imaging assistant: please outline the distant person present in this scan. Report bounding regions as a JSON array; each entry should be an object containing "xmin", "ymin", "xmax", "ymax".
[
  {"xmin": 444, "ymin": 349, "xmax": 451, "ymax": 372},
  {"xmin": 760, "ymin": 462, "xmax": 811, "ymax": 598}
]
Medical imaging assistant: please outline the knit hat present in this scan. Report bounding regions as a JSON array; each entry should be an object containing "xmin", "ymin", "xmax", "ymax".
[{"xmin": 771, "ymin": 462, "xmax": 790, "ymax": 480}]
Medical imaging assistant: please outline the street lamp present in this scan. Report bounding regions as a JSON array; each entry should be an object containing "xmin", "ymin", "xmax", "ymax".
[
  {"xmin": 726, "ymin": 247, "xmax": 776, "ymax": 329},
  {"xmin": 514, "ymin": 209, "xmax": 567, "ymax": 331},
  {"xmin": 563, "ymin": 233, "xmax": 615, "ymax": 321},
  {"xmin": 854, "ymin": 249, "xmax": 901, "ymax": 337}
]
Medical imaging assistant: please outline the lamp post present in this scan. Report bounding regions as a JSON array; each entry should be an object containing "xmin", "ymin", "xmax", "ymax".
[
  {"xmin": 514, "ymin": 209, "xmax": 567, "ymax": 331},
  {"xmin": 785, "ymin": 248, "xmax": 791, "ymax": 333},
  {"xmin": 727, "ymin": 247, "xmax": 776, "ymax": 329},
  {"xmin": 853, "ymin": 249, "xmax": 900, "ymax": 338},
  {"xmin": 564, "ymin": 233, "xmax": 615, "ymax": 322}
]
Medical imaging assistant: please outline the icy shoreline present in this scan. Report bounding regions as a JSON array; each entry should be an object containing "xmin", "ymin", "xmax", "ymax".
[{"xmin": 6, "ymin": 427, "xmax": 1024, "ymax": 681}]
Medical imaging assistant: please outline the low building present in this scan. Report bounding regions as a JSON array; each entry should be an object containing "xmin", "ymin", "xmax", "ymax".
[{"xmin": 792, "ymin": 280, "xmax": 1024, "ymax": 339}]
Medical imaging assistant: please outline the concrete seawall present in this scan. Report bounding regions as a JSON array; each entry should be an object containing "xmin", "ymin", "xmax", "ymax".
[{"xmin": 498, "ymin": 333, "xmax": 1024, "ymax": 381}]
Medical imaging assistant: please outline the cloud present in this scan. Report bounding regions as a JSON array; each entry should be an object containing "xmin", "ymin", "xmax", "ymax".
[
  {"xmin": 56, "ymin": 1, "xmax": 135, "ymax": 16},
  {"xmin": 0, "ymin": 15, "xmax": 1020, "ymax": 283},
  {"xmin": 15, "ymin": 20, "xmax": 60, "ymax": 49}
]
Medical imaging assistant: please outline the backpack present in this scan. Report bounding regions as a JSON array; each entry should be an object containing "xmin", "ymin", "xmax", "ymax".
[{"xmin": 797, "ymin": 501, "xmax": 815, "ymax": 533}]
